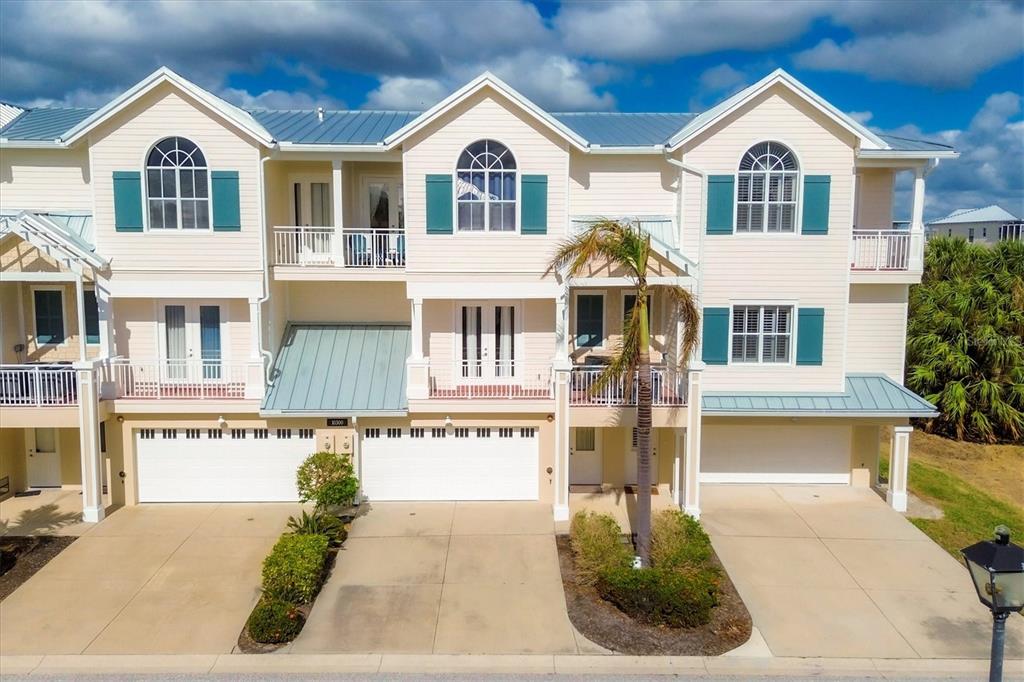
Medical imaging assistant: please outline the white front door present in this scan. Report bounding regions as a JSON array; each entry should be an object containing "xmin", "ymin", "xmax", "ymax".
[
  {"xmin": 26, "ymin": 427, "xmax": 61, "ymax": 488},
  {"xmin": 570, "ymin": 427, "xmax": 603, "ymax": 485},
  {"xmin": 457, "ymin": 303, "xmax": 520, "ymax": 381},
  {"xmin": 159, "ymin": 302, "xmax": 225, "ymax": 381},
  {"xmin": 625, "ymin": 428, "xmax": 658, "ymax": 485}
]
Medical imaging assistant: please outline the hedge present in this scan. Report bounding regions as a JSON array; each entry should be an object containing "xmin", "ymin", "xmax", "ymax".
[
  {"xmin": 261, "ymin": 533, "xmax": 329, "ymax": 604},
  {"xmin": 568, "ymin": 511, "xmax": 633, "ymax": 586},
  {"xmin": 246, "ymin": 597, "xmax": 304, "ymax": 644},
  {"xmin": 597, "ymin": 565, "xmax": 718, "ymax": 628},
  {"xmin": 650, "ymin": 509, "xmax": 713, "ymax": 572}
]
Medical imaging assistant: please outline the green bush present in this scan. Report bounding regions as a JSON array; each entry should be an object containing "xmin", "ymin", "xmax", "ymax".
[
  {"xmin": 568, "ymin": 511, "xmax": 633, "ymax": 586},
  {"xmin": 287, "ymin": 510, "xmax": 348, "ymax": 547},
  {"xmin": 597, "ymin": 565, "xmax": 718, "ymax": 628},
  {"xmin": 650, "ymin": 509, "xmax": 713, "ymax": 572},
  {"xmin": 261, "ymin": 533, "xmax": 329, "ymax": 604},
  {"xmin": 296, "ymin": 451, "xmax": 360, "ymax": 509},
  {"xmin": 246, "ymin": 597, "xmax": 304, "ymax": 644}
]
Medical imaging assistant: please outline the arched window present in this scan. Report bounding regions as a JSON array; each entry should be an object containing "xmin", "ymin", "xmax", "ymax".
[
  {"xmin": 737, "ymin": 141, "xmax": 798, "ymax": 233},
  {"xmin": 456, "ymin": 140, "xmax": 516, "ymax": 232},
  {"xmin": 146, "ymin": 137, "xmax": 210, "ymax": 230}
]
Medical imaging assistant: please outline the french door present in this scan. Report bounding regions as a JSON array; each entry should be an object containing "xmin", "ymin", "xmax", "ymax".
[
  {"xmin": 160, "ymin": 302, "xmax": 224, "ymax": 381},
  {"xmin": 362, "ymin": 176, "xmax": 404, "ymax": 230},
  {"xmin": 457, "ymin": 303, "xmax": 519, "ymax": 381}
]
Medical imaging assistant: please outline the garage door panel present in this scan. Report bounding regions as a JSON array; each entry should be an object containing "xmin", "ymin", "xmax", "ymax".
[{"xmin": 701, "ymin": 425, "xmax": 851, "ymax": 485}]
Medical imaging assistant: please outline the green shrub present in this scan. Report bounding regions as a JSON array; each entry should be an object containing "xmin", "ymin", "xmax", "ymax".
[
  {"xmin": 569, "ymin": 511, "xmax": 633, "ymax": 586},
  {"xmin": 261, "ymin": 533, "xmax": 329, "ymax": 604},
  {"xmin": 597, "ymin": 565, "xmax": 718, "ymax": 628},
  {"xmin": 246, "ymin": 597, "xmax": 304, "ymax": 644},
  {"xmin": 287, "ymin": 510, "xmax": 348, "ymax": 547},
  {"xmin": 296, "ymin": 451, "xmax": 360, "ymax": 509},
  {"xmin": 650, "ymin": 509, "xmax": 713, "ymax": 572}
]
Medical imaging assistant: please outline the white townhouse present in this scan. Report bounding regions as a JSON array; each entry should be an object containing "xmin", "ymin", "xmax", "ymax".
[
  {"xmin": 927, "ymin": 205, "xmax": 1023, "ymax": 245},
  {"xmin": 0, "ymin": 68, "xmax": 957, "ymax": 523}
]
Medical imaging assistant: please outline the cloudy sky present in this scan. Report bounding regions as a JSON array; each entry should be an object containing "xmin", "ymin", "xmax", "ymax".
[{"xmin": 1, "ymin": 0, "xmax": 1022, "ymax": 219}]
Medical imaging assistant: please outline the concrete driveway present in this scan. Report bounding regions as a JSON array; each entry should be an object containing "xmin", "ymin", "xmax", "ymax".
[
  {"xmin": 701, "ymin": 485, "xmax": 1024, "ymax": 659},
  {"xmin": 293, "ymin": 501, "xmax": 582, "ymax": 655},
  {"xmin": 0, "ymin": 503, "xmax": 298, "ymax": 655}
]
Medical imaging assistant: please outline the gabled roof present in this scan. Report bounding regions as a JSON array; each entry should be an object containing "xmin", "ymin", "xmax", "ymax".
[
  {"xmin": 251, "ymin": 109, "xmax": 418, "ymax": 145},
  {"xmin": 552, "ymin": 112, "xmax": 696, "ymax": 148},
  {"xmin": 0, "ymin": 107, "xmax": 95, "ymax": 142},
  {"xmin": 929, "ymin": 205, "xmax": 1020, "ymax": 225},
  {"xmin": 0, "ymin": 210, "xmax": 106, "ymax": 271},
  {"xmin": 702, "ymin": 373, "xmax": 937, "ymax": 417}
]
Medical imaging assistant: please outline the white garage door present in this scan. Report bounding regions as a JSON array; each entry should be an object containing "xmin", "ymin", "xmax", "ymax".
[
  {"xmin": 136, "ymin": 427, "xmax": 316, "ymax": 502},
  {"xmin": 361, "ymin": 426, "xmax": 539, "ymax": 501},
  {"xmin": 701, "ymin": 424, "xmax": 851, "ymax": 484}
]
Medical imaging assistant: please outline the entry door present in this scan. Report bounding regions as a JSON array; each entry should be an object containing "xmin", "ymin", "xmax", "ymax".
[
  {"xmin": 26, "ymin": 428, "xmax": 61, "ymax": 488},
  {"xmin": 160, "ymin": 303, "xmax": 224, "ymax": 380},
  {"xmin": 458, "ymin": 303, "xmax": 519, "ymax": 380},
  {"xmin": 362, "ymin": 176, "xmax": 404, "ymax": 230},
  {"xmin": 570, "ymin": 427, "xmax": 603, "ymax": 485},
  {"xmin": 625, "ymin": 428, "xmax": 658, "ymax": 485}
]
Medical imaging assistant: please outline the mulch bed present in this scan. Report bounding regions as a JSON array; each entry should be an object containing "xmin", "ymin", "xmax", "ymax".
[
  {"xmin": 0, "ymin": 536, "xmax": 77, "ymax": 601},
  {"xmin": 555, "ymin": 534, "xmax": 751, "ymax": 655}
]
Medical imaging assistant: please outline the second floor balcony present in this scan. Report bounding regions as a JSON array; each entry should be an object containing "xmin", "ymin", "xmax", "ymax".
[
  {"xmin": 570, "ymin": 366, "xmax": 689, "ymax": 407},
  {"xmin": 427, "ymin": 361, "xmax": 553, "ymax": 401},
  {"xmin": 850, "ymin": 229, "xmax": 924, "ymax": 280},
  {"xmin": 273, "ymin": 226, "xmax": 405, "ymax": 275}
]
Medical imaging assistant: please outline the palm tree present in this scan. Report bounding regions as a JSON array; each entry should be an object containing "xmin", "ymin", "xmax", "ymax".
[{"xmin": 548, "ymin": 220, "xmax": 700, "ymax": 565}]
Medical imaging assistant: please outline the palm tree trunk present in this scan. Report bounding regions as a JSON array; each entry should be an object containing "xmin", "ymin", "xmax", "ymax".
[{"xmin": 635, "ymin": 291, "xmax": 653, "ymax": 566}]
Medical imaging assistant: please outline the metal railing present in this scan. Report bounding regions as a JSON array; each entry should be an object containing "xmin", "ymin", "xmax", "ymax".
[
  {"xmin": 273, "ymin": 227, "xmax": 406, "ymax": 268},
  {"xmin": 850, "ymin": 230, "xmax": 922, "ymax": 271},
  {"xmin": 0, "ymin": 364, "xmax": 78, "ymax": 406},
  {"xmin": 569, "ymin": 367, "xmax": 688, "ymax": 406},
  {"xmin": 430, "ymin": 361, "xmax": 553, "ymax": 399},
  {"xmin": 108, "ymin": 359, "xmax": 262, "ymax": 400}
]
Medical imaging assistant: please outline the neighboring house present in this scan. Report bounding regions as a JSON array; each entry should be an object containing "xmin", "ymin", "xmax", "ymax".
[
  {"xmin": 927, "ymin": 205, "xmax": 1023, "ymax": 244},
  {"xmin": 0, "ymin": 67, "xmax": 956, "ymax": 522}
]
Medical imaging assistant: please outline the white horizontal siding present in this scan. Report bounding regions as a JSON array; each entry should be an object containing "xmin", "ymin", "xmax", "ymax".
[
  {"xmin": 568, "ymin": 152, "xmax": 678, "ymax": 223},
  {"xmin": 845, "ymin": 284, "xmax": 908, "ymax": 383},
  {"xmin": 0, "ymin": 148, "xmax": 93, "ymax": 212}
]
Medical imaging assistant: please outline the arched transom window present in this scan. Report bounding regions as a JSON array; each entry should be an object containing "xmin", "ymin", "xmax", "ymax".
[
  {"xmin": 737, "ymin": 141, "xmax": 798, "ymax": 233},
  {"xmin": 456, "ymin": 140, "xmax": 516, "ymax": 232},
  {"xmin": 146, "ymin": 136, "xmax": 210, "ymax": 230}
]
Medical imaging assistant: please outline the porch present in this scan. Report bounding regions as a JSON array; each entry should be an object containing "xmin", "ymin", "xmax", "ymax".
[
  {"xmin": 272, "ymin": 226, "xmax": 405, "ymax": 270},
  {"xmin": 850, "ymin": 229, "xmax": 924, "ymax": 273}
]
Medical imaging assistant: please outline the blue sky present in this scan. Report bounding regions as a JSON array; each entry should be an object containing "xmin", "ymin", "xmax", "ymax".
[{"xmin": 1, "ymin": 0, "xmax": 1022, "ymax": 219}]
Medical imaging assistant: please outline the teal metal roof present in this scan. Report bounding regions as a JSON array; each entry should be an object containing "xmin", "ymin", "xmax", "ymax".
[
  {"xmin": 0, "ymin": 210, "xmax": 95, "ymax": 250},
  {"xmin": 0, "ymin": 107, "xmax": 95, "ymax": 141},
  {"xmin": 877, "ymin": 134, "xmax": 955, "ymax": 153},
  {"xmin": 249, "ymin": 109, "xmax": 420, "ymax": 145},
  {"xmin": 552, "ymin": 113, "xmax": 696, "ymax": 147},
  {"xmin": 262, "ymin": 324, "xmax": 410, "ymax": 415},
  {"xmin": 702, "ymin": 373, "xmax": 937, "ymax": 417}
]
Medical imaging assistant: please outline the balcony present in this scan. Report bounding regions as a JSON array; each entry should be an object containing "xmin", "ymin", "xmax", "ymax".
[
  {"xmin": 106, "ymin": 360, "xmax": 264, "ymax": 401},
  {"xmin": 570, "ymin": 367, "xmax": 688, "ymax": 407},
  {"xmin": 850, "ymin": 230, "xmax": 923, "ymax": 281},
  {"xmin": 272, "ymin": 227, "xmax": 405, "ymax": 276},
  {"xmin": 0, "ymin": 364, "xmax": 78, "ymax": 407},
  {"xmin": 427, "ymin": 361, "xmax": 553, "ymax": 400}
]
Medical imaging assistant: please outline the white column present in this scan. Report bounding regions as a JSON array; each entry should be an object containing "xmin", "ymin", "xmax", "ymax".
[
  {"xmin": 672, "ymin": 429, "xmax": 683, "ymax": 507},
  {"xmin": 96, "ymin": 277, "xmax": 114, "ymax": 358},
  {"xmin": 910, "ymin": 166, "xmax": 926, "ymax": 232},
  {"xmin": 75, "ymin": 274, "xmax": 87, "ymax": 362},
  {"xmin": 249, "ymin": 298, "xmax": 261, "ymax": 360},
  {"xmin": 682, "ymin": 363, "xmax": 704, "ymax": 517},
  {"xmin": 76, "ymin": 362, "xmax": 104, "ymax": 523},
  {"xmin": 406, "ymin": 297, "xmax": 429, "ymax": 399},
  {"xmin": 410, "ymin": 298, "xmax": 424, "ymax": 360},
  {"xmin": 332, "ymin": 159, "xmax": 345, "ymax": 265},
  {"xmin": 553, "ymin": 286, "xmax": 570, "ymax": 370},
  {"xmin": 887, "ymin": 425, "xmax": 912, "ymax": 512},
  {"xmin": 552, "ymin": 368, "xmax": 571, "ymax": 521}
]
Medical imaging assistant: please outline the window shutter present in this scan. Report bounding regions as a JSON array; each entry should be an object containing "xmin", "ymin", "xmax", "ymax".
[
  {"xmin": 801, "ymin": 175, "xmax": 830, "ymax": 235},
  {"xmin": 426, "ymin": 174, "xmax": 453, "ymax": 234},
  {"xmin": 520, "ymin": 175, "xmax": 547, "ymax": 235},
  {"xmin": 113, "ymin": 171, "xmax": 144, "ymax": 232},
  {"xmin": 701, "ymin": 307, "xmax": 729, "ymax": 364},
  {"xmin": 212, "ymin": 171, "xmax": 241, "ymax": 231},
  {"xmin": 706, "ymin": 175, "xmax": 735, "ymax": 235},
  {"xmin": 796, "ymin": 307, "xmax": 825, "ymax": 365}
]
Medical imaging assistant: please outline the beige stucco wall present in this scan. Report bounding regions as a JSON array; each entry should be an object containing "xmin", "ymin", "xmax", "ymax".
[
  {"xmin": 855, "ymin": 169, "xmax": 894, "ymax": 229},
  {"xmin": 0, "ymin": 148, "xmax": 93, "ymax": 212},
  {"xmin": 846, "ymin": 284, "xmax": 908, "ymax": 383}
]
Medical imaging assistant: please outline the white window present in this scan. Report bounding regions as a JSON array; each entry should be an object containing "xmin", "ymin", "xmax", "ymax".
[
  {"xmin": 146, "ymin": 137, "xmax": 210, "ymax": 230},
  {"xmin": 737, "ymin": 142, "xmax": 798, "ymax": 233},
  {"xmin": 731, "ymin": 305, "xmax": 793, "ymax": 364},
  {"xmin": 456, "ymin": 140, "xmax": 516, "ymax": 232}
]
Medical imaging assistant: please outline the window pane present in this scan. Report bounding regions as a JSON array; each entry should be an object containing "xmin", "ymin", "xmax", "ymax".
[
  {"xmin": 737, "ymin": 175, "xmax": 750, "ymax": 202},
  {"xmin": 149, "ymin": 201, "xmax": 164, "ymax": 229},
  {"xmin": 750, "ymin": 174, "xmax": 765, "ymax": 202},
  {"xmin": 195, "ymin": 201, "xmax": 210, "ymax": 229},
  {"xmin": 748, "ymin": 204, "xmax": 764, "ymax": 231},
  {"xmin": 194, "ymin": 170, "xmax": 208, "ymax": 198},
  {"xmin": 163, "ymin": 200, "xmax": 177, "ymax": 229},
  {"xmin": 84, "ymin": 290, "xmax": 100, "ymax": 344},
  {"xmin": 490, "ymin": 202, "xmax": 514, "ymax": 231},
  {"xmin": 181, "ymin": 200, "xmax": 197, "ymax": 230},
  {"xmin": 576, "ymin": 294, "xmax": 603, "ymax": 347},
  {"xmin": 33, "ymin": 290, "xmax": 64, "ymax": 345},
  {"xmin": 162, "ymin": 169, "xmax": 176, "ymax": 197},
  {"xmin": 147, "ymin": 169, "xmax": 162, "ymax": 198},
  {"xmin": 180, "ymin": 169, "xmax": 194, "ymax": 198},
  {"xmin": 576, "ymin": 427, "xmax": 596, "ymax": 451}
]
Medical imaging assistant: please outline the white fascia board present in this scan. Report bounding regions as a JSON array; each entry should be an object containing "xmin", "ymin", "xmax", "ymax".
[
  {"xmin": 383, "ymin": 72, "xmax": 589, "ymax": 151},
  {"xmin": 0, "ymin": 139, "xmax": 65, "ymax": 148},
  {"xmin": 275, "ymin": 142, "xmax": 390, "ymax": 153},
  {"xmin": 61, "ymin": 67, "xmax": 274, "ymax": 147},
  {"xmin": 857, "ymin": 150, "xmax": 959, "ymax": 161},
  {"xmin": 107, "ymin": 277, "xmax": 263, "ymax": 299},
  {"xmin": 586, "ymin": 145, "xmax": 666, "ymax": 155},
  {"xmin": 668, "ymin": 69, "xmax": 887, "ymax": 152}
]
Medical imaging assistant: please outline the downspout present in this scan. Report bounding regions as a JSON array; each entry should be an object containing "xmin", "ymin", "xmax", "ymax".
[{"xmin": 257, "ymin": 153, "xmax": 274, "ymax": 384}]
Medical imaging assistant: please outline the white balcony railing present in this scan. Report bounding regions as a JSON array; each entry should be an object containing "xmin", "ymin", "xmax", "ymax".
[
  {"xmin": 273, "ymin": 227, "xmax": 406, "ymax": 268},
  {"xmin": 108, "ymin": 360, "xmax": 263, "ymax": 400},
  {"xmin": 850, "ymin": 230, "xmax": 923, "ymax": 271},
  {"xmin": 0, "ymin": 365, "xmax": 78, "ymax": 406},
  {"xmin": 569, "ymin": 367, "xmax": 688, "ymax": 407},
  {"xmin": 429, "ymin": 361, "xmax": 553, "ymax": 400}
]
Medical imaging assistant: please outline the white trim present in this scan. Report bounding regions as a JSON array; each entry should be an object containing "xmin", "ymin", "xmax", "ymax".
[
  {"xmin": 30, "ymin": 285, "xmax": 70, "ymax": 348},
  {"xmin": 453, "ymin": 139, "xmax": 520, "ymax": 234},
  {"xmin": 573, "ymin": 289, "xmax": 606, "ymax": 351},
  {"xmin": 699, "ymin": 472, "xmax": 851, "ymax": 484},
  {"xmin": 727, "ymin": 301, "xmax": 798, "ymax": 367},
  {"xmin": 106, "ymin": 278, "xmax": 262, "ymax": 299},
  {"xmin": 732, "ymin": 140, "xmax": 802, "ymax": 235},
  {"xmin": 142, "ymin": 135, "xmax": 213, "ymax": 232}
]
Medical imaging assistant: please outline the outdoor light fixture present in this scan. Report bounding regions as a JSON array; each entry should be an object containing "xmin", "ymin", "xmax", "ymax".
[
  {"xmin": 217, "ymin": 416, "xmax": 227, "ymax": 428},
  {"xmin": 961, "ymin": 526, "xmax": 1024, "ymax": 682},
  {"xmin": 444, "ymin": 415, "xmax": 453, "ymax": 428}
]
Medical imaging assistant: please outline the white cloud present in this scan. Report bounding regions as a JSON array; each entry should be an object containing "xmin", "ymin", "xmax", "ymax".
[
  {"xmin": 364, "ymin": 77, "xmax": 448, "ymax": 110},
  {"xmin": 219, "ymin": 88, "xmax": 345, "ymax": 111},
  {"xmin": 688, "ymin": 63, "xmax": 750, "ymax": 110},
  {"xmin": 847, "ymin": 111, "xmax": 873, "ymax": 125}
]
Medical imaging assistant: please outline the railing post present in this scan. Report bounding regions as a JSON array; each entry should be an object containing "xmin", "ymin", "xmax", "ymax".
[{"xmin": 33, "ymin": 366, "xmax": 42, "ymax": 407}]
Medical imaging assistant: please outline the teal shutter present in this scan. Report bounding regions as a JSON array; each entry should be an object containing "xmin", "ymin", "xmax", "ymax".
[
  {"xmin": 796, "ymin": 308, "xmax": 825, "ymax": 365},
  {"xmin": 426, "ymin": 174, "xmax": 453, "ymax": 234},
  {"xmin": 113, "ymin": 171, "xmax": 143, "ymax": 232},
  {"xmin": 701, "ymin": 307, "xmax": 729, "ymax": 365},
  {"xmin": 520, "ymin": 175, "xmax": 547, "ymax": 235},
  {"xmin": 706, "ymin": 175, "xmax": 735, "ymax": 234},
  {"xmin": 211, "ymin": 171, "xmax": 241, "ymax": 231},
  {"xmin": 801, "ymin": 175, "xmax": 830, "ymax": 234},
  {"xmin": 575, "ymin": 294, "xmax": 604, "ymax": 348}
]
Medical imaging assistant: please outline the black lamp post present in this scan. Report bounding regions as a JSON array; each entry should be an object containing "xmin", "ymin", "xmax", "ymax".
[{"xmin": 961, "ymin": 526, "xmax": 1024, "ymax": 682}]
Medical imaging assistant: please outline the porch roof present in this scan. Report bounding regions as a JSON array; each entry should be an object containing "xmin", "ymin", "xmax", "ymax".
[
  {"xmin": 261, "ymin": 323, "xmax": 410, "ymax": 416},
  {"xmin": 701, "ymin": 373, "xmax": 938, "ymax": 418},
  {"xmin": 0, "ymin": 210, "xmax": 105, "ymax": 271}
]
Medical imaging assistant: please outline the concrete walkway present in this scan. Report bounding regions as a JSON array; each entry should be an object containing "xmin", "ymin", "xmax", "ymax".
[
  {"xmin": 0, "ymin": 503, "xmax": 298, "ymax": 655},
  {"xmin": 293, "ymin": 501, "xmax": 589, "ymax": 655},
  {"xmin": 701, "ymin": 484, "xmax": 1024, "ymax": 660}
]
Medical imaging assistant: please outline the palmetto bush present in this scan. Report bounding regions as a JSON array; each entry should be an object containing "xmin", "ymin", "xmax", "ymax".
[{"xmin": 906, "ymin": 238, "xmax": 1024, "ymax": 442}]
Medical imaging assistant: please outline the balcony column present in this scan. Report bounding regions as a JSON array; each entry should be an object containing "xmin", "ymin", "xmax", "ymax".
[
  {"xmin": 332, "ymin": 159, "xmax": 345, "ymax": 265},
  {"xmin": 887, "ymin": 425, "xmax": 912, "ymax": 512},
  {"xmin": 406, "ymin": 297, "xmax": 429, "ymax": 399},
  {"xmin": 76, "ymin": 361, "xmax": 104, "ymax": 523},
  {"xmin": 96, "ymin": 276, "xmax": 114, "ymax": 358},
  {"xmin": 552, "ymin": 367, "xmax": 571, "ymax": 521},
  {"xmin": 910, "ymin": 166, "xmax": 926, "ymax": 232},
  {"xmin": 553, "ymin": 286, "xmax": 570, "ymax": 370},
  {"xmin": 248, "ymin": 298, "xmax": 261, "ymax": 361},
  {"xmin": 682, "ymin": 363, "xmax": 704, "ymax": 517},
  {"xmin": 75, "ymin": 273, "xmax": 87, "ymax": 362}
]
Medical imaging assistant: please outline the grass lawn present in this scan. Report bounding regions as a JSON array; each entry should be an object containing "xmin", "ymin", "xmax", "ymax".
[{"xmin": 880, "ymin": 428, "xmax": 1024, "ymax": 556}]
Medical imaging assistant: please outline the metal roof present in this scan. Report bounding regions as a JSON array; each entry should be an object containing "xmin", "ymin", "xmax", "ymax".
[
  {"xmin": 250, "ymin": 109, "xmax": 420, "ymax": 145},
  {"xmin": 0, "ymin": 210, "xmax": 95, "ymax": 251},
  {"xmin": 0, "ymin": 107, "xmax": 96, "ymax": 141},
  {"xmin": 262, "ymin": 323, "xmax": 410, "ymax": 415},
  {"xmin": 929, "ymin": 205, "xmax": 1020, "ymax": 225},
  {"xmin": 877, "ymin": 134, "xmax": 955, "ymax": 153},
  {"xmin": 552, "ymin": 112, "xmax": 696, "ymax": 147},
  {"xmin": 702, "ymin": 373, "xmax": 937, "ymax": 417}
]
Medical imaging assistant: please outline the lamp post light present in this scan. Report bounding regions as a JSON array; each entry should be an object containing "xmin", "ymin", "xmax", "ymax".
[{"xmin": 961, "ymin": 526, "xmax": 1024, "ymax": 682}]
